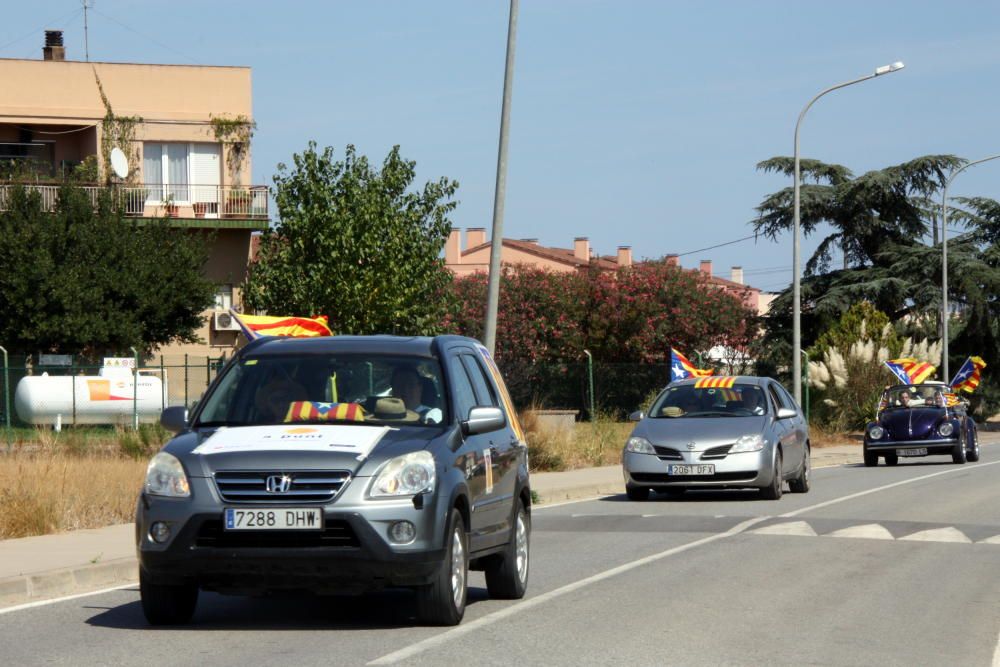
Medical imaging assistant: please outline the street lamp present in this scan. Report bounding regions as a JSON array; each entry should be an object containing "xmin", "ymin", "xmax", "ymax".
[
  {"xmin": 940, "ymin": 153, "xmax": 1000, "ymax": 380},
  {"xmin": 792, "ymin": 61, "xmax": 905, "ymax": 405}
]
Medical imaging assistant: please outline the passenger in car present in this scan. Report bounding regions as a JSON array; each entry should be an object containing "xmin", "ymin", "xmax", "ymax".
[
  {"xmin": 254, "ymin": 376, "xmax": 309, "ymax": 422},
  {"xmin": 391, "ymin": 366, "xmax": 443, "ymax": 424}
]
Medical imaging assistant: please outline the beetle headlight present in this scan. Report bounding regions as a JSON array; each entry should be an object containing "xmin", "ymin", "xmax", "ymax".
[
  {"xmin": 868, "ymin": 425, "xmax": 884, "ymax": 440},
  {"xmin": 371, "ymin": 451, "xmax": 436, "ymax": 497},
  {"xmin": 938, "ymin": 422, "xmax": 955, "ymax": 437},
  {"xmin": 624, "ymin": 437, "xmax": 655, "ymax": 454},
  {"xmin": 144, "ymin": 452, "xmax": 190, "ymax": 498},
  {"xmin": 730, "ymin": 434, "xmax": 766, "ymax": 453}
]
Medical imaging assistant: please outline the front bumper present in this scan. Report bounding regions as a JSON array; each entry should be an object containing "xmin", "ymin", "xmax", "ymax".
[
  {"xmin": 136, "ymin": 475, "xmax": 448, "ymax": 594},
  {"xmin": 864, "ymin": 438, "xmax": 958, "ymax": 455},
  {"xmin": 622, "ymin": 449, "xmax": 773, "ymax": 489}
]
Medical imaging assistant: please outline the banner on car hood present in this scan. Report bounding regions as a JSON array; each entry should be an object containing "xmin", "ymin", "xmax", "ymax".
[{"xmin": 192, "ymin": 423, "xmax": 389, "ymax": 460}]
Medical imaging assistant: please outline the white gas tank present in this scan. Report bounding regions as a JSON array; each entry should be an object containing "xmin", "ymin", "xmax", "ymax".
[{"xmin": 14, "ymin": 369, "xmax": 165, "ymax": 425}]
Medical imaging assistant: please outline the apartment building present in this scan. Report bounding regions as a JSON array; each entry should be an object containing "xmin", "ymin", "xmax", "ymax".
[{"xmin": 0, "ymin": 31, "xmax": 268, "ymax": 357}]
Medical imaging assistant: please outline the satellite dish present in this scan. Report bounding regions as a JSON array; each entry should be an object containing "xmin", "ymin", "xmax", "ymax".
[{"xmin": 110, "ymin": 147, "xmax": 129, "ymax": 179}]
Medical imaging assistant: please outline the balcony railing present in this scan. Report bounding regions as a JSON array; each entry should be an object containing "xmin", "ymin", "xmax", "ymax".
[{"xmin": 0, "ymin": 183, "xmax": 269, "ymax": 219}]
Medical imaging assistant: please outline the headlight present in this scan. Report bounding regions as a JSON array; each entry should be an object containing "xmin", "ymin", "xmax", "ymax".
[
  {"xmin": 371, "ymin": 451, "xmax": 436, "ymax": 497},
  {"xmin": 144, "ymin": 452, "xmax": 190, "ymax": 498},
  {"xmin": 938, "ymin": 422, "xmax": 955, "ymax": 437},
  {"xmin": 868, "ymin": 425, "xmax": 884, "ymax": 440},
  {"xmin": 624, "ymin": 437, "xmax": 655, "ymax": 454},
  {"xmin": 730, "ymin": 434, "xmax": 766, "ymax": 453}
]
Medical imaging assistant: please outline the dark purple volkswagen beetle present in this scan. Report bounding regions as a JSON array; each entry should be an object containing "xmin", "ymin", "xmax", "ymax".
[{"xmin": 863, "ymin": 382, "xmax": 980, "ymax": 466}]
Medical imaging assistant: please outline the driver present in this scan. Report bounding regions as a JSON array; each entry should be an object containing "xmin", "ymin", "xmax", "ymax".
[
  {"xmin": 391, "ymin": 366, "xmax": 443, "ymax": 424},
  {"xmin": 742, "ymin": 389, "xmax": 766, "ymax": 415},
  {"xmin": 255, "ymin": 376, "xmax": 308, "ymax": 422}
]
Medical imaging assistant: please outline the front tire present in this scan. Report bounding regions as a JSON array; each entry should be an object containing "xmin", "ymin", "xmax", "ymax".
[
  {"xmin": 416, "ymin": 508, "xmax": 467, "ymax": 626},
  {"xmin": 625, "ymin": 484, "xmax": 649, "ymax": 501},
  {"xmin": 484, "ymin": 499, "xmax": 529, "ymax": 600},
  {"xmin": 864, "ymin": 449, "xmax": 878, "ymax": 467},
  {"xmin": 760, "ymin": 450, "xmax": 783, "ymax": 500},
  {"xmin": 140, "ymin": 569, "xmax": 198, "ymax": 626},
  {"xmin": 884, "ymin": 453, "xmax": 899, "ymax": 466},
  {"xmin": 952, "ymin": 438, "xmax": 967, "ymax": 465},
  {"xmin": 788, "ymin": 446, "xmax": 810, "ymax": 493},
  {"xmin": 967, "ymin": 428, "xmax": 981, "ymax": 463}
]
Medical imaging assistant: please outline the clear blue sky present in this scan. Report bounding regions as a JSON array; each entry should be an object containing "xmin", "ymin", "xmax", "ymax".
[{"xmin": 4, "ymin": 1, "xmax": 1000, "ymax": 292}]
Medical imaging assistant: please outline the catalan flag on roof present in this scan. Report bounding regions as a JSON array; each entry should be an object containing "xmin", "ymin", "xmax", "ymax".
[
  {"xmin": 670, "ymin": 348, "xmax": 713, "ymax": 381},
  {"xmin": 230, "ymin": 309, "xmax": 332, "ymax": 340},
  {"xmin": 950, "ymin": 356, "xmax": 986, "ymax": 393},
  {"xmin": 884, "ymin": 358, "xmax": 936, "ymax": 385}
]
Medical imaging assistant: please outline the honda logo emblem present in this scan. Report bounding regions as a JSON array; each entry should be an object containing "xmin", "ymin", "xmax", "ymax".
[
  {"xmin": 265, "ymin": 474, "xmax": 292, "ymax": 494},
  {"xmin": 686, "ymin": 441, "xmax": 696, "ymax": 450}
]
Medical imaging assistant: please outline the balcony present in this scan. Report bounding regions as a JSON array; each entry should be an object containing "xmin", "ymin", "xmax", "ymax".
[{"xmin": 0, "ymin": 183, "xmax": 270, "ymax": 229}]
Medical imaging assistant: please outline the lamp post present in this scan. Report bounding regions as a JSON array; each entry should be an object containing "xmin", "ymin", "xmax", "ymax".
[
  {"xmin": 792, "ymin": 61, "xmax": 905, "ymax": 405},
  {"xmin": 940, "ymin": 153, "xmax": 1000, "ymax": 380}
]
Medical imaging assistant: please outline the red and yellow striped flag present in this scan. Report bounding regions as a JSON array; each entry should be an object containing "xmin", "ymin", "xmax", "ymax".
[
  {"xmin": 695, "ymin": 376, "xmax": 737, "ymax": 389},
  {"xmin": 284, "ymin": 401, "xmax": 365, "ymax": 423},
  {"xmin": 232, "ymin": 310, "xmax": 332, "ymax": 339}
]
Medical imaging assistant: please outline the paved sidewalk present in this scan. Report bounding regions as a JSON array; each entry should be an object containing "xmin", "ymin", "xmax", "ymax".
[{"xmin": 0, "ymin": 440, "xmax": 948, "ymax": 610}]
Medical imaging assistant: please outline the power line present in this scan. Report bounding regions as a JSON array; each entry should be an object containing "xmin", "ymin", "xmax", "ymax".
[
  {"xmin": 90, "ymin": 8, "xmax": 198, "ymax": 64},
  {"xmin": 675, "ymin": 233, "xmax": 759, "ymax": 258},
  {"xmin": 0, "ymin": 8, "xmax": 83, "ymax": 54}
]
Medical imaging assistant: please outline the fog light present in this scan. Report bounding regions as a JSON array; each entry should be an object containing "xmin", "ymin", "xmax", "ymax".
[
  {"xmin": 388, "ymin": 520, "xmax": 416, "ymax": 544},
  {"xmin": 150, "ymin": 521, "xmax": 171, "ymax": 544}
]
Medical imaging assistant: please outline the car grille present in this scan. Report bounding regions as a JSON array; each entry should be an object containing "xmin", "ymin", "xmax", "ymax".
[
  {"xmin": 213, "ymin": 470, "xmax": 351, "ymax": 503},
  {"xmin": 701, "ymin": 444, "xmax": 733, "ymax": 460},
  {"xmin": 194, "ymin": 519, "xmax": 359, "ymax": 549},
  {"xmin": 653, "ymin": 445, "xmax": 683, "ymax": 461},
  {"xmin": 631, "ymin": 471, "xmax": 758, "ymax": 483}
]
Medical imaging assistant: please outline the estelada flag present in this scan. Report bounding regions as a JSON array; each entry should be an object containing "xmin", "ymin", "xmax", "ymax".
[
  {"xmin": 284, "ymin": 401, "xmax": 365, "ymax": 423},
  {"xmin": 231, "ymin": 309, "xmax": 332, "ymax": 339},
  {"xmin": 950, "ymin": 356, "xmax": 986, "ymax": 393},
  {"xmin": 670, "ymin": 348, "xmax": 713, "ymax": 381},
  {"xmin": 884, "ymin": 358, "xmax": 936, "ymax": 385}
]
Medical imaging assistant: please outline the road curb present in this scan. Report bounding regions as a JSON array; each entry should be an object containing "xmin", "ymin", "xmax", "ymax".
[{"xmin": 0, "ymin": 557, "xmax": 136, "ymax": 609}]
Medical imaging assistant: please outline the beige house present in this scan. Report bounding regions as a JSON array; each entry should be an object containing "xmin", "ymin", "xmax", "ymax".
[{"xmin": 0, "ymin": 31, "xmax": 268, "ymax": 358}]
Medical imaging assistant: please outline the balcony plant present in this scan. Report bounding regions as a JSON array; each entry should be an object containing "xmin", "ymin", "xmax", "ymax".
[{"xmin": 223, "ymin": 188, "xmax": 252, "ymax": 218}]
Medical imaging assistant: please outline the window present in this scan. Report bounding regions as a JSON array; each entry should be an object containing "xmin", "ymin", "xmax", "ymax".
[
  {"xmin": 447, "ymin": 357, "xmax": 478, "ymax": 422},
  {"xmin": 143, "ymin": 142, "xmax": 220, "ymax": 205},
  {"xmin": 461, "ymin": 354, "xmax": 498, "ymax": 407},
  {"xmin": 214, "ymin": 284, "xmax": 234, "ymax": 311}
]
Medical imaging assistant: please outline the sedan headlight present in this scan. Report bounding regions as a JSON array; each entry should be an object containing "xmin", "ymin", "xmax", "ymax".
[
  {"xmin": 144, "ymin": 452, "xmax": 190, "ymax": 498},
  {"xmin": 868, "ymin": 425, "xmax": 884, "ymax": 440},
  {"xmin": 730, "ymin": 434, "xmax": 766, "ymax": 453},
  {"xmin": 938, "ymin": 422, "xmax": 955, "ymax": 437},
  {"xmin": 624, "ymin": 437, "xmax": 655, "ymax": 454},
  {"xmin": 371, "ymin": 451, "xmax": 436, "ymax": 497}
]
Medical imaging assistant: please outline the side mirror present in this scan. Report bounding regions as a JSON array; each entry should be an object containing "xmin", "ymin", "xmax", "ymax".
[
  {"xmin": 462, "ymin": 406, "xmax": 505, "ymax": 436},
  {"xmin": 629, "ymin": 410, "xmax": 645, "ymax": 422},
  {"xmin": 160, "ymin": 406, "xmax": 189, "ymax": 434},
  {"xmin": 776, "ymin": 407, "xmax": 797, "ymax": 420}
]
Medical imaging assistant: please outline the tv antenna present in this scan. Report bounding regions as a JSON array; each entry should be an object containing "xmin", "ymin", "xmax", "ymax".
[{"xmin": 82, "ymin": 0, "xmax": 94, "ymax": 61}]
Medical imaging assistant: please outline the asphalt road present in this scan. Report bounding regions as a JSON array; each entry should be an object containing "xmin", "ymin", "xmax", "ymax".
[{"xmin": 3, "ymin": 446, "xmax": 1000, "ymax": 666}]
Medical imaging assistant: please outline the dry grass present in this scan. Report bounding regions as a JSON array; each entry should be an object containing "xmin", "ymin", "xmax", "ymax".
[
  {"xmin": 0, "ymin": 426, "xmax": 169, "ymax": 540},
  {"xmin": 521, "ymin": 409, "xmax": 632, "ymax": 472},
  {"xmin": 808, "ymin": 422, "xmax": 862, "ymax": 448}
]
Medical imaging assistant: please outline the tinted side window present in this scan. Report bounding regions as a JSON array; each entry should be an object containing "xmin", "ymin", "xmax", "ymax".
[
  {"xmin": 447, "ymin": 356, "xmax": 478, "ymax": 421},
  {"xmin": 767, "ymin": 385, "xmax": 784, "ymax": 414},
  {"xmin": 461, "ymin": 354, "xmax": 499, "ymax": 407},
  {"xmin": 775, "ymin": 383, "xmax": 799, "ymax": 411}
]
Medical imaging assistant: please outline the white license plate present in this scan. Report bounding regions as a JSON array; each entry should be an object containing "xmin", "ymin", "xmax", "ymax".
[
  {"xmin": 667, "ymin": 464, "xmax": 715, "ymax": 476},
  {"xmin": 898, "ymin": 448, "xmax": 927, "ymax": 457},
  {"xmin": 224, "ymin": 508, "xmax": 323, "ymax": 531}
]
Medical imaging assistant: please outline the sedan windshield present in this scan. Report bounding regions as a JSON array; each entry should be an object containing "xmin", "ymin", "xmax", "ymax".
[
  {"xmin": 195, "ymin": 354, "xmax": 448, "ymax": 427},
  {"xmin": 649, "ymin": 384, "xmax": 768, "ymax": 418}
]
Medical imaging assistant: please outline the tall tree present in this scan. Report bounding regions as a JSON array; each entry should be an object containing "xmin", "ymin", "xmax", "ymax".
[{"xmin": 244, "ymin": 143, "xmax": 458, "ymax": 335}]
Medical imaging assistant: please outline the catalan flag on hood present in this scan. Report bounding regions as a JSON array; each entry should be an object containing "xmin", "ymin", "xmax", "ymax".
[
  {"xmin": 884, "ymin": 358, "xmax": 936, "ymax": 385},
  {"xmin": 670, "ymin": 348, "xmax": 713, "ymax": 381},
  {"xmin": 230, "ymin": 309, "xmax": 332, "ymax": 340},
  {"xmin": 950, "ymin": 356, "xmax": 986, "ymax": 393}
]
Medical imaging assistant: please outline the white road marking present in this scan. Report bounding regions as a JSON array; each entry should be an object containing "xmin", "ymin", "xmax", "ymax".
[
  {"xmin": 0, "ymin": 583, "xmax": 135, "ymax": 616},
  {"xmin": 752, "ymin": 521, "xmax": 817, "ymax": 537},
  {"xmin": 898, "ymin": 527, "xmax": 972, "ymax": 544},
  {"xmin": 779, "ymin": 459, "xmax": 1000, "ymax": 519},
  {"xmin": 533, "ymin": 495, "xmax": 614, "ymax": 511},
  {"xmin": 980, "ymin": 535, "xmax": 1000, "ymax": 545},
  {"xmin": 993, "ymin": 623, "xmax": 1000, "ymax": 667},
  {"xmin": 826, "ymin": 523, "xmax": 894, "ymax": 540},
  {"xmin": 367, "ymin": 515, "xmax": 770, "ymax": 665}
]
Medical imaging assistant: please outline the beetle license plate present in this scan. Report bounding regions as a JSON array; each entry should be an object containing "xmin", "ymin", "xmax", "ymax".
[
  {"xmin": 897, "ymin": 448, "xmax": 927, "ymax": 457},
  {"xmin": 667, "ymin": 464, "xmax": 715, "ymax": 475},
  {"xmin": 224, "ymin": 508, "xmax": 323, "ymax": 530}
]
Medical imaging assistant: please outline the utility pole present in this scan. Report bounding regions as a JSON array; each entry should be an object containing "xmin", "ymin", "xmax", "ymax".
[
  {"xmin": 483, "ymin": 0, "xmax": 518, "ymax": 354},
  {"xmin": 83, "ymin": 0, "xmax": 93, "ymax": 62}
]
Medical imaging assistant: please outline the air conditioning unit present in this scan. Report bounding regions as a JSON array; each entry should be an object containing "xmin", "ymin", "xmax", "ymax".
[{"xmin": 213, "ymin": 311, "xmax": 241, "ymax": 331}]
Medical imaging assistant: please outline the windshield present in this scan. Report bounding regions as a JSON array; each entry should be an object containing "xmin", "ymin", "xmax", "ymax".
[
  {"xmin": 649, "ymin": 383, "xmax": 768, "ymax": 418},
  {"xmin": 881, "ymin": 384, "xmax": 946, "ymax": 410},
  {"xmin": 195, "ymin": 354, "xmax": 448, "ymax": 427}
]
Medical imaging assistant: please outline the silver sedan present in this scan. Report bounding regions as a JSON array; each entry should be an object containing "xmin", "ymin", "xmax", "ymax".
[{"xmin": 622, "ymin": 376, "xmax": 810, "ymax": 500}]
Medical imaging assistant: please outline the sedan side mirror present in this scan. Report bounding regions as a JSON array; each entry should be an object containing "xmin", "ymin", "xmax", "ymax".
[
  {"xmin": 160, "ymin": 406, "xmax": 189, "ymax": 434},
  {"xmin": 462, "ymin": 406, "xmax": 505, "ymax": 436},
  {"xmin": 629, "ymin": 410, "xmax": 645, "ymax": 422},
  {"xmin": 776, "ymin": 407, "xmax": 797, "ymax": 420}
]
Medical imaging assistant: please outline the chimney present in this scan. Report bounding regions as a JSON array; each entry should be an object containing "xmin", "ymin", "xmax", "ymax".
[
  {"xmin": 574, "ymin": 237, "xmax": 590, "ymax": 262},
  {"xmin": 43, "ymin": 30, "xmax": 65, "ymax": 61},
  {"xmin": 699, "ymin": 259, "xmax": 712, "ymax": 276},
  {"xmin": 730, "ymin": 266, "xmax": 744, "ymax": 284},
  {"xmin": 616, "ymin": 246, "xmax": 632, "ymax": 267},
  {"xmin": 521, "ymin": 238, "xmax": 539, "ymax": 245},
  {"xmin": 445, "ymin": 229, "xmax": 461, "ymax": 265},
  {"xmin": 466, "ymin": 227, "xmax": 486, "ymax": 249},
  {"xmin": 666, "ymin": 254, "xmax": 680, "ymax": 267}
]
